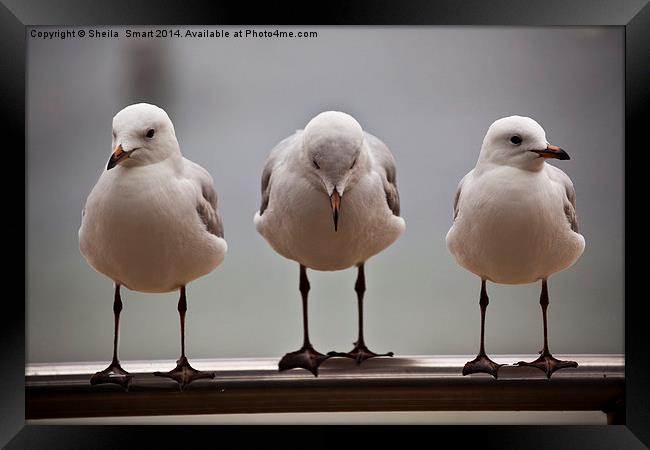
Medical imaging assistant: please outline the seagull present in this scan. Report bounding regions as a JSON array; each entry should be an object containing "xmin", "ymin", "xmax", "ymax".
[
  {"xmin": 446, "ymin": 115, "xmax": 585, "ymax": 379},
  {"xmin": 79, "ymin": 103, "xmax": 227, "ymax": 389},
  {"xmin": 254, "ymin": 111, "xmax": 405, "ymax": 376}
]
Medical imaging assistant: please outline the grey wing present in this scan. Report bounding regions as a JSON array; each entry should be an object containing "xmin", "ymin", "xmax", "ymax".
[
  {"xmin": 259, "ymin": 159, "xmax": 273, "ymax": 216},
  {"xmin": 547, "ymin": 164, "xmax": 579, "ymax": 233},
  {"xmin": 452, "ymin": 172, "xmax": 471, "ymax": 221},
  {"xmin": 453, "ymin": 182, "xmax": 461, "ymax": 221},
  {"xmin": 186, "ymin": 159, "xmax": 224, "ymax": 238},
  {"xmin": 259, "ymin": 131, "xmax": 301, "ymax": 215},
  {"xmin": 364, "ymin": 132, "xmax": 400, "ymax": 216}
]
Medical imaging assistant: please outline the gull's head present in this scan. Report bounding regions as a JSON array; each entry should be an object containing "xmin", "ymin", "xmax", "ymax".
[
  {"xmin": 107, "ymin": 103, "xmax": 180, "ymax": 170},
  {"xmin": 479, "ymin": 115, "xmax": 569, "ymax": 170},
  {"xmin": 302, "ymin": 111, "xmax": 364, "ymax": 231}
]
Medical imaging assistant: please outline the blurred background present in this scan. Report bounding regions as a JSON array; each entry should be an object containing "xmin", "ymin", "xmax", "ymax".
[{"xmin": 27, "ymin": 26, "xmax": 623, "ymax": 364}]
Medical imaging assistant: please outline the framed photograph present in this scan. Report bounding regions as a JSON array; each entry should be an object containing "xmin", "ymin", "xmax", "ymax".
[{"xmin": 6, "ymin": 0, "xmax": 647, "ymax": 446}]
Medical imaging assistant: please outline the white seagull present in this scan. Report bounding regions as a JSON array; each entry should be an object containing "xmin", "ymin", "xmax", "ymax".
[
  {"xmin": 254, "ymin": 111, "xmax": 405, "ymax": 375},
  {"xmin": 79, "ymin": 103, "xmax": 227, "ymax": 389},
  {"xmin": 446, "ymin": 115, "xmax": 585, "ymax": 379}
]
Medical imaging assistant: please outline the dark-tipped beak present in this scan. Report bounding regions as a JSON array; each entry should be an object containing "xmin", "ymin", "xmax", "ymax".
[
  {"xmin": 530, "ymin": 144, "xmax": 570, "ymax": 160},
  {"xmin": 330, "ymin": 189, "xmax": 341, "ymax": 232},
  {"xmin": 107, "ymin": 144, "xmax": 129, "ymax": 170}
]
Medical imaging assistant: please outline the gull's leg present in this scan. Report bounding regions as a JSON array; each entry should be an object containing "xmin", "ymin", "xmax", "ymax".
[
  {"xmin": 279, "ymin": 265, "xmax": 331, "ymax": 376},
  {"xmin": 327, "ymin": 263, "xmax": 394, "ymax": 364},
  {"xmin": 90, "ymin": 284, "xmax": 133, "ymax": 390},
  {"xmin": 462, "ymin": 279, "xmax": 504, "ymax": 378},
  {"xmin": 517, "ymin": 279, "xmax": 578, "ymax": 378},
  {"xmin": 154, "ymin": 286, "xmax": 215, "ymax": 390}
]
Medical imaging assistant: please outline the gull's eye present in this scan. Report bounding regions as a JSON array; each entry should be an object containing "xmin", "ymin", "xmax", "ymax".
[
  {"xmin": 350, "ymin": 158, "xmax": 357, "ymax": 170},
  {"xmin": 313, "ymin": 159, "xmax": 320, "ymax": 169},
  {"xmin": 509, "ymin": 135, "xmax": 522, "ymax": 145},
  {"xmin": 145, "ymin": 128, "xmax": 155, "ymax": 139}
]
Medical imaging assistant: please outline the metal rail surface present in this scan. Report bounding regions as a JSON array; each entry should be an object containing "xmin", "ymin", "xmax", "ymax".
[{"xmin": 25, "ymin": 354, "xmax": 625, "ymax": 423}]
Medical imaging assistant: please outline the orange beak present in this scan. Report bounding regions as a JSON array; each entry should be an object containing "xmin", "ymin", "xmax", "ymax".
[
  {"xmin": 531, "ymin": 144, "xmax": 570, "ymax": 160},
  {"xmin": 106, "ymin": 144, "xmax": 129, "ymax": 170},
  {"xmin": 330, "ymin": 189, "xmax": 341, "ymax": 232}
]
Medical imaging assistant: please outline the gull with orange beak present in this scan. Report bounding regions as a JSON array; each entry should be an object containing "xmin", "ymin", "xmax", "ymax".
[
  {"xmin": 79, "ymin": 103, "xmax": 227, "ymax": 389},
  {"xmin": 254, "ymin": 111, "xmax": 405, "ymax": 375},
  {"xmin": 446, "ymin": 115, "xmax": 585, "ymax": 379}
]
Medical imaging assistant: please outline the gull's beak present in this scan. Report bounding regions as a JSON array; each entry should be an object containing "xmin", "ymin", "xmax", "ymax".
[
  {"xmin": 530, "ymin": 144, "xmax": 570, "ymax": 160},
  {"xmin": 330, "ymin": 189, "xmax": 341, "ymax": 232},
  {"xmin": 107, "ymin": 144, "xmax": 129, "ymax": 170}
]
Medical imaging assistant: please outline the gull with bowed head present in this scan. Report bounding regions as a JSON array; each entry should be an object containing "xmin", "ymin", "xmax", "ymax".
[
  {"xmin": 79, "ymin": 103, "xmax": 227, "ymax": 389},
  {"xmin": 446, "ymin": 115, "xmax": 585, "ymax": 379},
  {"xmin": 255, "ymin": 111, "xmax": 405, "ymax": 376}
]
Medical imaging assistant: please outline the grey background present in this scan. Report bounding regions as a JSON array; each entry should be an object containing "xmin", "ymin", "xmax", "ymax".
[{"xmin": 27, "ymin": 26, "xmax": 623, "ymax": 363}]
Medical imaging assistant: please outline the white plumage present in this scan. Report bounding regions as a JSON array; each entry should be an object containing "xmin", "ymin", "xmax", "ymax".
[
  {"xmin": 254, "ymin": 112, "xmax": 405, "ymax": 271},
  {"xmin": 80, "ymin": 103, "xmax": 227, "ymax": 292},
  {"xmin": 447, "ymin": 115, "xmax": 584, "ymax": 284}
]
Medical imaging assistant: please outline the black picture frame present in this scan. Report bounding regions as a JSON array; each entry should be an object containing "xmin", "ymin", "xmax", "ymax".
[{"xmin": 5, "ymin": 0, "xmax": 648, "ymax": 447}]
